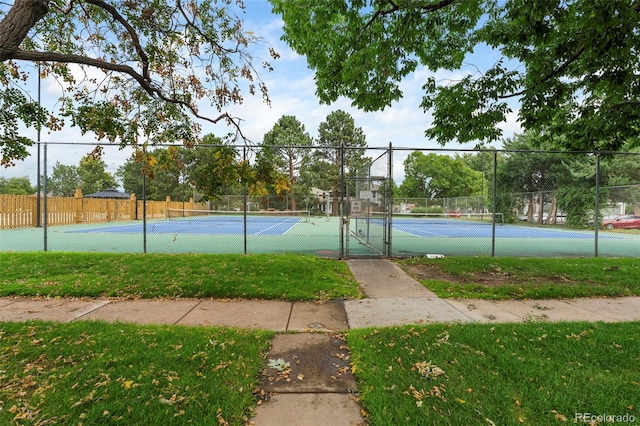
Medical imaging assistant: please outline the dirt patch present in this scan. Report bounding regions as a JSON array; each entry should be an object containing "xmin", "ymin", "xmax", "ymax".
[
  {"xmin": 403, "ymin": 263, "xmax": 510, "ymax": 288},
  {"xmin": 402, "ymin": 263, "xmax": 575, "ymax": 288}
]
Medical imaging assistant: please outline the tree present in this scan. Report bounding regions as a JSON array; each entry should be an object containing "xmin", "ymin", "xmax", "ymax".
[
  {"xmin": 496, "ymin": 133, "xmax": 597, "ymax": 225},
  {"xmin": 117, "ymin": 147, "xmax": 192, "ymax": 202},
  {"xmin": 0, "ymin": 1, "xmax": 278, "ymax": 166},
  {"xmin": 48, "ymin": 162, "xmax": 80, "ymax": 196},
  {"xmin": 0, "ymin": 176, "xmax": 34, "ymax": 194},
  {"xmin": 271, "ymin": 0, "xmax": 640, "ymax": 151},
  {"xmin": 398, "ymin": 152, "xmax": 483, "ymax": 201},
  {"xmin": 261, "ymin": 115, "xmax": 313, "ymax": 211},
  {"xmin": 77, "ymin": 154, "xmax": 117, "ymax": 195},
  {"xmin": 314, "ymin": 110, "xmax": 368, "ymax": 214},
  {"xmin": 602, "ymin": 149, "xmax": 640, "ymax": 213},
  {"xmin": 187, "ymin": 134, "xmax": 288, "ymax": 204}
]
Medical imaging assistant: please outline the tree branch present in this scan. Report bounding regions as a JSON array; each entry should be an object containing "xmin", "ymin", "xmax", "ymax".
[
  {"xmin": 84, "ymin": 0, "xmax": 151, "ymax": 82},
  {"xmin": 12, "ymin": 49, "xmax": 241, "ymax": 130},
  {"xmin": 500, "ymin": 43, "xmax": 587, "ymax": 99}
]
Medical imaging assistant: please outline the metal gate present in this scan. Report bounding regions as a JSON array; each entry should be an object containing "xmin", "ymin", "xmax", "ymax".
[{"xmin": 345, "ymin": 147, "xmax": 392, "ymax": 257}]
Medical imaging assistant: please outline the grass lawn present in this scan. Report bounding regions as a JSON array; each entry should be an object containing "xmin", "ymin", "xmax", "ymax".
[
  {"xmin": 0, "ymin": 321, "xmax": 274, "ymax": 425},
  {"xmin": 396, "ymin": 256, "xmax": 640, "ymax": 299},
  {"xmin": 2, "ymin": 252, "xmax": 639, "ymax": 424},
  {"xmin": 347, "ymin": 321, "xmax": 640, "ymax": 425},
  {"xmin": 0, "ymin": 252, "xmax": 363, "ymax": 301}
]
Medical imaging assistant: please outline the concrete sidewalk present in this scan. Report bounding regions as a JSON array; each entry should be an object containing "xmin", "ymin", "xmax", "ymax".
[
  {"xmin": 1, "ymin": 259, "xmax": 638, "ymax": 327},
  {"xmin": 1, "ymin": 259, "xmax": 639, "ymax": 425},
  {"xmin": 1, "ymin": 290, "xmax": 638, "ymax": 328}
]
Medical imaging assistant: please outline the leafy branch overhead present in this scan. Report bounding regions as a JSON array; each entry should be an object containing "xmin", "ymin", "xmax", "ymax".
[
  {"xmin": 271, "ymin": 0, "xmax": 640, "ymax": 151},
  {"xmin": 0, "ymin": 0, "xmax": 279, "ymax": 165}
]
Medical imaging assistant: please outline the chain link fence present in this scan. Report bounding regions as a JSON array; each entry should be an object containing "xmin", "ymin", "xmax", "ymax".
[{"xmin": 1, "ymin": 142, "xmax": 639, "ymax": 258}]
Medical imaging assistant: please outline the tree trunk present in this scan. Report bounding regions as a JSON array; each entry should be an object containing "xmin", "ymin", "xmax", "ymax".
[{"xmin": 0, "ymin": 0, "xmax": 48, "ymax": 61}]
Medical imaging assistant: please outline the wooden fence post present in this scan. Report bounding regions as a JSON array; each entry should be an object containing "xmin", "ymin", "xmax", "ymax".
[
  {"xmin": 130, "ymin": 194, "xmax": 137, "ymax": 220},
  {"xmin": 74, "ymin": 188, "xmax": 83, "ymax": 223}
]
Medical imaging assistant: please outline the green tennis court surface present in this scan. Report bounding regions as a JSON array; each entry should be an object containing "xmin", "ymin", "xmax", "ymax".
[{"xmin": 1, "ymin": 215, "xmax": 639, "ymax": 257}]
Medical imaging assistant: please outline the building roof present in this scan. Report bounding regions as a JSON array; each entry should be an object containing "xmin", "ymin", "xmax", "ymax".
[{"xmin": 84, "ymin": 188, "xmax": 130, "ymax": 199}]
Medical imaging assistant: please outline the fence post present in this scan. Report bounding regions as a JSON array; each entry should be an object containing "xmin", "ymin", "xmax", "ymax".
[
  {"xmin": 130, "ymin": 194, "xmax": 137, "ymax": 220},
  {"xmin": 386, "ymin": 141, "xmax": 393, "ymax": 257},
  {"xmin": 107, "ymin": 200, "xmax": 113, "ymax": 222},
  {"xmin": 491, "ymin": 150, "xmax": 497, "ymax": 257},
  {"xmin": 594, "ymin": 152, "xmax": 600, "ymax": 257},
  {"xmin": 31, "ymin": 194, "xmax": 38, "ymax": 227},
  {"xmin": 74, "ymin": 188, "xmax": 83, "ymax": 223}
]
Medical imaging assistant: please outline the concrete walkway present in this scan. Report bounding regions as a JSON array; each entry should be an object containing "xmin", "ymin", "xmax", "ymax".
[{"xmin": 1, "ymin": 259, "xmax": 639, "ymax": 425}]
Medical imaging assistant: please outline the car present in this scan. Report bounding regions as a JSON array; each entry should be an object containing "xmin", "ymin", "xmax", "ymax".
[{"xmin": 602, "ymin": 215, "xmax": 640, "ymax": 229}]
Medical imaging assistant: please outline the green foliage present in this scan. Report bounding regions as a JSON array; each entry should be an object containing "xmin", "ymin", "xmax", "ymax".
[
  {"xmin": 271, "ymin": 0, "xmax": 484, "ymax": 111},
  {"xmin": 272, "ymin": 0, "xmax": 640, "ymax": 150},
  {"xmin": 0, "ymin": 0, "xmax": 276, "ymax": 163},
  {"xmin": 261, "ymin": 115, "xmax": 313, "ymax": 210},
  {"xmin": 118, "ymin": 147, "xmax": 192, "ymax": 201},
  {"xmin": 0, "ymin": 176, "xmax": 34, "ymax": 194},
  {"xmin": 48, "ymin": 162, "xmax": 81, "ymax": 196},
  {"xmin": 312, "ymin": 110, "xmax": 369, "ymax": 213},
  {"xmin": 410, "ymin": 206, "xmax": 443, "ymax": 214},
  {"xmin": 77, "ymin": 155, "xmax": 118, "ymax": 195},
  {"xmin": 0, "ymin": 88, "xmax": 46, "ymax": 166},
  {"xmin": 399, "ymin": 152, "xmax": 484, "ymax": 199}
]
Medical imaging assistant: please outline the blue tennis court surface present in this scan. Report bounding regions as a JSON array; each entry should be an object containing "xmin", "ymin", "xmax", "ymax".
[
  {"xmin": 388, "ymin": 217, "xmax": 619, "ymax": 239},
  {"xmin": 68, "ymin": 215, "xmax": 305, "ymax": 236},
  {"xmin": 67, "ymin": 215, "xmax": 620, "ymax": 240}
]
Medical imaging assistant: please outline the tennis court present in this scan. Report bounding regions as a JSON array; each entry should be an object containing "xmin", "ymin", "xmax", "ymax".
[
  {"xmin": 388, "ymin": 215, "xmax": 609, "ymax": 240},
  {"xmin": 2, "ymin": 209, "xmax": 639, "ymax": 258},
  {"xmin": 69, "ymin": 210, "xmax": 310, "ymax": 236}
]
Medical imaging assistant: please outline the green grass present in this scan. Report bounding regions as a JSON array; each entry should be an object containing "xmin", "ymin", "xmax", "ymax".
[
  {"xmin": 0, "ymin": 321, "xmax": 275, "ymax": 425},
  {"xmin": 0, "ymin": 252, "xmax": 363, "ymax": 301},
  {"xmin": 347, "ymin": 322, "xmax": 640, "ymax": 425},
  {"xmin": 396, "ymin": 257, "xmax": 640, "ymax": 299},
  {"xmin": 3, "ymin": 252, "xmax": 640, "ymax": 424}
]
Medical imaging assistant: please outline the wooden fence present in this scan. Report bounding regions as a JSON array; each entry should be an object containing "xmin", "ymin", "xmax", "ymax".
[{"xmin": 0, "ymin": 193, "xmax": 205, "ymax": 229}]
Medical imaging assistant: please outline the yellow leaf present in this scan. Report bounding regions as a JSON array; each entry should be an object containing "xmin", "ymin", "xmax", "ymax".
[{"xmin": 123, "ymin": 380, "xmax": 134, "ymax": 389}]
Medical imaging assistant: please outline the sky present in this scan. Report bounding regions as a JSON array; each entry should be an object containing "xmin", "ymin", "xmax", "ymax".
[{"xmin": 1, "ymin": 0, "xmax": 522, "ymax": 188}]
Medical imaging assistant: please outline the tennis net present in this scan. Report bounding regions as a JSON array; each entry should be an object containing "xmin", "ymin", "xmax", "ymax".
[
  {"xmin": 165, "ymin": 208, "xmax": 311, "ymax": 223},
  {"xmin": 374, "ymin": 211, "xmax": 504, "ymax": 226}
]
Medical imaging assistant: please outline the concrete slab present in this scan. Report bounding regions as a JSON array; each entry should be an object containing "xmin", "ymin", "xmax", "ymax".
[
  {"xmin": 344, "ymin": 297, "xmax": 473, "ymax": 328},
  {"xmin": 445, "ymin": 299, "xmax": 522, "ymax": 323},
  {"xmin": 0, "ymin": 297, "xmax": 18, "ymax": 308},
  {"xmin": 565, "ymin": 297, "xmax": 640, "ymax": 322},
  {"xmin": 251, "ymin": 393, "xmax": 365, "ymax": 426},
  {"xmin": 481, "ymin": 299, "xmax": 615, "ymax": 322},
  {"xmin": 346, "ymin": 259, "xmax": 438, "ymax": 298},
  {"xmin": 177, "ymin": 299, "xmax": 292, "ymax": 331},
  {"xmin": 288, "ymin": 301, "xmax": 349, "ymax": 332},
  {"xmin": 518, "ymin": 299, "xmax": 616, "ymax": 322},
  {"xmin": 0, "ymin": 298, "xmax": 110, "ymax": 322},
  {"xmin": 260, "ymin": 333, "xmax": 357, "ymax": 393},
  {"xmin": 81, "ymin": 299, "xmax": 200, "ymax": 325}
]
